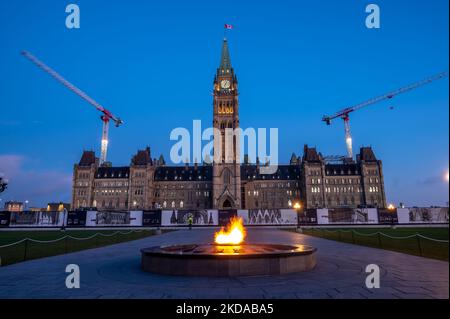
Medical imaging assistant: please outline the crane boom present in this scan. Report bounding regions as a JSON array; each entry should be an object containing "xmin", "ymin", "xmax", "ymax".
[
  {"xmin": 21, "ymin": 51, "xmax": 123, "ymax": 126},
  {"xmin": 22, "ymin": 51, "xmax": 123, "ymax": 165},
  {"xmin": 322, "ymin": 71, "xmax": 448, "ymax": 159},
  {"xmin": 322, "ymin": 71, "xmax": 448, "ymax": 124}
]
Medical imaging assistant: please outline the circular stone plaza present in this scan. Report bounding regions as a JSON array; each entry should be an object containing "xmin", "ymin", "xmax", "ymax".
[{"xmin": 0, "ymin": 228, "xmax": 448, "ymax": 299}]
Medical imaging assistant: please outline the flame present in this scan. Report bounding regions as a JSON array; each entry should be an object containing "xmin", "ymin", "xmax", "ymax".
[{"xmin": 214, "ymin": 216, "xmax": 246, "ymax": 245}]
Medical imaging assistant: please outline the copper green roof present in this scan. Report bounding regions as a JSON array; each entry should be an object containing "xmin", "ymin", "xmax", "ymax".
[{"xmin": 219, "ymin": 38, "xmax": 232, "ymax": 70}]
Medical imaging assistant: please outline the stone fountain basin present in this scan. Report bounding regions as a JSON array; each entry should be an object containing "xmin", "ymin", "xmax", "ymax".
[{"xmin": 141, "ymin": 243, "xmax": 317, "ymax": 277}]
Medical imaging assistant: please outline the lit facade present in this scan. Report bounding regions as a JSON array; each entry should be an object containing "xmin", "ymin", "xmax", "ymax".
[{"xmin": 72, "ymin": 38, "xmax": 386, "ymax": 211}]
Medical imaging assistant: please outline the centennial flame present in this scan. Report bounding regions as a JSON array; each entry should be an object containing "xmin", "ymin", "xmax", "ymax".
[{"xmin": 214, "ymin": 216, "xmax": 246, "ymax": 245}]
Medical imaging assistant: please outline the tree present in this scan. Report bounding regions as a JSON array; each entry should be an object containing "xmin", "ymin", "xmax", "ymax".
[{"xmin": 0, "ymin": 175, "xmax": 7, "ymax": 193}]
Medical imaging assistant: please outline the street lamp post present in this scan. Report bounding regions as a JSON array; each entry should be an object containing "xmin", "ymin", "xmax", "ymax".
[
  {"xmin": 293, "ymin": 201, "xmax": 302, "ymax": 232},
  {"xmin": 387, "ymin": 203, "xmax": 396, "ymax": 228}
]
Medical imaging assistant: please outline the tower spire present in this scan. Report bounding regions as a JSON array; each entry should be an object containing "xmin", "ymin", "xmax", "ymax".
[{"xmin": 219, "ymin": 38, "xmax": 232, "ymax": 70}]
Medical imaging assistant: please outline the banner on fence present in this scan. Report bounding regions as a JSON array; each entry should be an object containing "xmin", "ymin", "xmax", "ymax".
[
  {"xmin": 0, "ymin": 211, "xmax": 11, "ymax": 228},
  {"xmin": 85, "ymin": 210, "xmax": 142, "ymax": 226},
  {"xmin": 218, "ymin": 210, "xmax": 237, "ymax": 226},
  {"xmin": 316, "ymin": 208, "xmax": 329, "ymax": 224},
  {"xmin": 161, "ymin": 210, "xmax": 218, "ymax": 226},
  {"xmin": 9, "ymin": 211, "xmax": 64, "ymax": 227},
  {"xmin": 364, "ymin": 208, "xmax": 379, "ymax": 224},
  {"xmin": 328, "ymin": 208, "xmax": 355, "ymax": 223},
  {"xmin": 397, "ymin": 208, "xmax": 410, "ymax": 224},
  {"xmin": 407, "ymin": 207, "xmax": 448, "ymax": 223},
  {"xmin": 2, "ymin": 207, "xmax": 448, "ymax": 228},
  {"xmin": 66, "ymin": 211, "xmax": 87, "ymax": 227},
  {"xmin": 96, "ymin": 211, "xmax": 129, "ymax": 226},
  {"xmin": 297, "ymin": 209, "xmax": 318, "ymax": 225},
  {"xmin": 377, "ymin": 208, "xmax": 398, "ymax": 224},
  {"xmin": 142, "ymin": 210, "xmax": 162, "ymax": 227},
  {"xmin": 326, "ymin": 208, "xmax": 379, "ymax": 224},
  {"xmin": 237, "ymin": 209, "xmax": 297, "ymax": 225}
]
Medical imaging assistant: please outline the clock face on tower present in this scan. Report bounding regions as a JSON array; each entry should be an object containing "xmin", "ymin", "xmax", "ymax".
[{"xmin": 220, "ymin": 80, "xmax": 231, "ymax": 89}]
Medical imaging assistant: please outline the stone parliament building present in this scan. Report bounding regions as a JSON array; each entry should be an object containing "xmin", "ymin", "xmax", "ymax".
[{"xmin": 72, "ymin": 38, "xmax": 387, "ymax": 211}]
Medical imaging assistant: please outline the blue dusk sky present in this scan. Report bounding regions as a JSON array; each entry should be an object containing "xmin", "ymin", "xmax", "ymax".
[{"xmin": 0, "ymin": 0, "xmax": 448, "ymax": 207}]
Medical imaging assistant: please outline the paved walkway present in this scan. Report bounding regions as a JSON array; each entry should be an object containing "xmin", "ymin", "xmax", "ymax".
[{"xmin": 0, "ymin": 229, "xmax": 448, "ymax": 299}]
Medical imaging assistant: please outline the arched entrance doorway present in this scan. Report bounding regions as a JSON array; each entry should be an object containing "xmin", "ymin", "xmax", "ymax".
[{"xmin": 222, "ymin": 199, "xmax": 232, "ymax": 208}]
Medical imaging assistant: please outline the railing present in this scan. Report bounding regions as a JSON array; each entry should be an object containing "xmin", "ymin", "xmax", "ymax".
[
  {"xmin": 0, "ymin": 230, "xmax": 154, "ymax": 267},
  {"xmin": 302, "ymin": 228, "xmax": 449, "ymax": 260}
]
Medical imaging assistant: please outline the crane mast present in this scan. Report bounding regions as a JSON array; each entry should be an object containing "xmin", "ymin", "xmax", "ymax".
[
  {"xmin": 21, "ymin": 51, "xmax": 123, "ymax": 165},
  {"xmin": 322, "ymin": 71, "xmax": 448, "ymax": 158}
]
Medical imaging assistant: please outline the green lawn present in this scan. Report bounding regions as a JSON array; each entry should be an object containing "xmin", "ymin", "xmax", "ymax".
[
  {"xmin": 295, "ymin": 227, "xmax": 449, "ymax": 261},
  {"xmin": 327, "ymin": 227, "xmax": 449, "ymax": 239},
  {"xmin": 0, "ymin": 229, "xmax": 163, "ymax": 267}
]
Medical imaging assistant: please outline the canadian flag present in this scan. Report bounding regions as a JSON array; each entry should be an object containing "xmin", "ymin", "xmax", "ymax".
[{"xmin": 224, "ymin": 24, "xmax": 233, "ymax": 29}]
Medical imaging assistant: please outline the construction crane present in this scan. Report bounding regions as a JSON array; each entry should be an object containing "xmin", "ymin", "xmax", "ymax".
[
  {"xmin": 21, "ymin": 51, "xmax": 123, "ymax": 165},
  {"xmin": 322, "ymin": 71, "xmax": 448, "ymax": 159}
]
